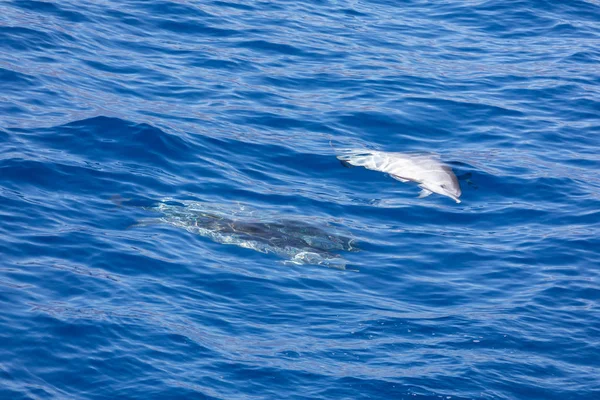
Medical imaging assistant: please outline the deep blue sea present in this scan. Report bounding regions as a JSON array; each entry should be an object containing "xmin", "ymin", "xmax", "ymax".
[{"xmin": 1, "ymin": 0, "xmax": 600, "ymax": 399}]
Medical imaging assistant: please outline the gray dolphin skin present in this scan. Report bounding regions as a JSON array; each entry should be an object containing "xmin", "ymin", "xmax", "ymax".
[
  {"xmin": 135, "ymin": 199, "xmax": 359, "ymax": 268},
  {"xmin": 337, "ymin": 150, "xmax": 462, "ymax": 203}
]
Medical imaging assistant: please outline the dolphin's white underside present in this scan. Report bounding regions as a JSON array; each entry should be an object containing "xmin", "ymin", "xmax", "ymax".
[{"xmin": 337, "ymin": 150, "xmax": 462, "ymax": 203}]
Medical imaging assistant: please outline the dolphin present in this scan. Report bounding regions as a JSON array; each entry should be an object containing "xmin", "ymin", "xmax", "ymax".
[
  {"xmin": 132, "ymin": 199, "xmax": 359, "ymax": 268},
  {"xmin": 337, "ymin": 150, "xmax": 462, "ymax": 203}
]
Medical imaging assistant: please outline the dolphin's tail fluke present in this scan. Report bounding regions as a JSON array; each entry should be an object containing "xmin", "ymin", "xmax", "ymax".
[
  {"xmin": 110, "ymin": 194, "xmax": 132, "ymax": 208},
  {"xmin": 126, "ymin": 218, "xmax": 163, "ymax": 230},
  {"xmin": 336, "ymin": 150, "xmax": 386, "ymax": 171}
]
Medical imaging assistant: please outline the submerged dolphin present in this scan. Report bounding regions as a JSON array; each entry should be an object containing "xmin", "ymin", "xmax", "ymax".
[
  {"xmin": 337, "ymin": 150, "xmax": 462, "ymax": 203},
  {"xmin": 133, "ymin": 199, "xmax": 359, "ymax": 268}
]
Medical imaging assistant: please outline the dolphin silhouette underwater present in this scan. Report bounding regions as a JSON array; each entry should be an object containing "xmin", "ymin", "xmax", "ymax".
[
  {"xmin": 130, "ymin": 199, "xmax": 359, "ymax": 268},
  {"xmin": 337, "ymin": 150, "xmax": 462, "ymax": 203}
]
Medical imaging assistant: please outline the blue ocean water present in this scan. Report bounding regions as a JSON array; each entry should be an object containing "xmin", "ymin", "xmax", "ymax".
[{"xmin": 1, "ymin": 0, "xmax": 600, "ymax": 398}]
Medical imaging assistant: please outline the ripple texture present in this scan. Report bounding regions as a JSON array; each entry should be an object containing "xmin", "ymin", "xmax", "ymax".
[{"xmin": 1, "ymin": 1, "xmax": 599, "ymax": 399}]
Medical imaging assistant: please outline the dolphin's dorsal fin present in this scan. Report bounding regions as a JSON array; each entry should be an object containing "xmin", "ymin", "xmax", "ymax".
[{"xmin": 339, "ymin": 159, "xmax": 355, "ymax": 168}]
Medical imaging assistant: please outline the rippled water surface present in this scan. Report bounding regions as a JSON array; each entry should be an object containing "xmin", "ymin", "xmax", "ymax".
[{"xmin": 1, "ymin": 1, "xmax": 599, "ymax": 399}]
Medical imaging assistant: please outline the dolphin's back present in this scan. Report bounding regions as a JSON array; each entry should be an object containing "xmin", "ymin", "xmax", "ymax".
[{"xmin": 143, "ymin": 200, "xmax": 359, "ymax": 267}]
